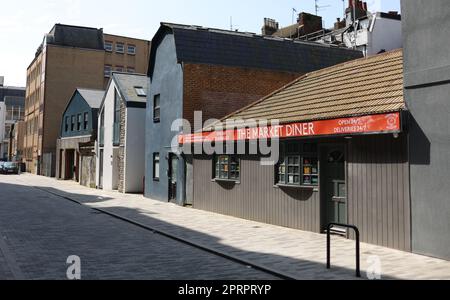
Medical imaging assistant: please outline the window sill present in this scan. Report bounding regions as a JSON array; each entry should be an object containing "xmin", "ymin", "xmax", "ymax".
[
  {"xmin": 153, "ymin": 178, "xmax": 160, "ymax": 182},
  {"xmin": 274, "ymin": 184, "xmax": 318, "ymax": 190},
  {"xmin": 212, "ymin": 178, "xmax": 240, "ymax": 184}
]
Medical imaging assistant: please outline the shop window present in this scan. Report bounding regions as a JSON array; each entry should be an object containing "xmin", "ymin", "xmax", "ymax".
[
  {"xmin": 153, "ymin": 153, "xmax": 160, "ymax": 181},
  {"xmin": 214, "ymin": 155, "xmax": 240, "ymax": 181},
  {"xmin": 276, "ymin": 142, "xmax": 318, "ymax": 187}
]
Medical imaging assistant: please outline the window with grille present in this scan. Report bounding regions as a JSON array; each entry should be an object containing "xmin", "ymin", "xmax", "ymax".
[
  {"xmin": 214, "ymin": 155, "xmax": 240, "ymax": 181},
  {"xmin": 277, "ymin": 142, "xmax": 318, "ymax": 187}
]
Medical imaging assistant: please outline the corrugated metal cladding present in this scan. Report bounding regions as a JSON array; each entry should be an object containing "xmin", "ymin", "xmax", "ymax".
[
  {"xmin": 347, "ymin": 134, "xmax": 411, "ymax": 252},
  {"xmin": 193, "ymin": 134, "xmax": 411, "ymax": 252},
  {"xmin": 193, "ymin": 155, "xmax": 321, "ymax": 233}
]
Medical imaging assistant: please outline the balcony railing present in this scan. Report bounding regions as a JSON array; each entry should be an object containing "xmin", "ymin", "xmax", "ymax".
[
  {"xmin": 99, "ymin": 127, "xmax": 104, "ymax": 146},
  {"xmin": 113, "ymin": 123, "xmax": 120, "ymax": 145}
]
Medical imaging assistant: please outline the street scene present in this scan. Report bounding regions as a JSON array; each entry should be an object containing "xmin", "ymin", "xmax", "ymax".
[{"xmin": 1, "ymin": 0, "xmax": 450, "ymax": 284}]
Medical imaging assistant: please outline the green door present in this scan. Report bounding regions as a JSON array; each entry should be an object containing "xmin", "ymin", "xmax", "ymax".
[{"xmin": 324, "ymin": 147, "xmax": 347, "ymax": 227}]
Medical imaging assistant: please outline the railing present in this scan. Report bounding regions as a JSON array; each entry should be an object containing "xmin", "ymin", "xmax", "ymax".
[
  {"xmin": 112, "ymin": 123, "xmax": 120, "ymax": 145},
  {"xmin": 99, "ymin": 127, "xmax": 104, "ymax": 146},
  {"xmin": 326, "ymin": 223, "xmax": 361, "ymax": 278}
]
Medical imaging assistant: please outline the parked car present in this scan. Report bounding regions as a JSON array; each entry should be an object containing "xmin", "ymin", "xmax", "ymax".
[
  {"xmin": 0, "ymin": 161, "xmax": 5, "ymax": 173},
  {"xmin": 1, "ymin": 162, "xmax": 20, "ymax": 175}
]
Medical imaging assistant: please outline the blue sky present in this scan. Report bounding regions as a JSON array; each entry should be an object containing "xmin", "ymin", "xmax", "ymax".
[{"xmin": 0, "ymin": 0, "xmax": 400, "ymax": 86}]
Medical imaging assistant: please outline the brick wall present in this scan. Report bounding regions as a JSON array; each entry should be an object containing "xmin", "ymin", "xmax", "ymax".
[
  {"xmin": 182, "ymin": 63, "xmax": 301, "ymax": 130},
  {"xmin": 117, "ymin": 100, "xmax": 126, "ymax": 193}
]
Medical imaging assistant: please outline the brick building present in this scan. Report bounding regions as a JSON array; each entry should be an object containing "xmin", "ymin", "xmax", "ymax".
[
  {"xmin": 24, "ymin": 24, "xmax": 150, "ymax": 176},
  {"xmin": 144, "ymin": 23, "xmax": 362, "ymax": 204}
]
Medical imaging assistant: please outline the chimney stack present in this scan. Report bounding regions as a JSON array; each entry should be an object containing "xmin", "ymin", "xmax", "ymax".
[
  {"xmin": 346, "ymin": 0, "xmax": 368, "ymax": 25},
  {"xmin": 297, "ymin": 12, "xmax": 323, "ymax": 36},
  {"xmin": 261, "ymin": 18, "xmax": 279, "ymax": 36}
]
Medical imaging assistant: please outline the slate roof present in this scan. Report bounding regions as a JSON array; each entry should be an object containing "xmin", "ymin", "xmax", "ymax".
[
  {"xmin": 205, "ymin": 49, "xmax": 405, "ymax": 130},
  {"xmin": 149, "ymin": 23, "xmax": 363, "ymax": 77},
  {"xmin": 46, "ymin": 24, "xmax": 104, "ymax": 50},
  {"xmin": 77, "ymin": 89, "xmax": 104, "ymax": 109},
  {"xmin": 112, "ymin": 73, "xmax": 149, "ymax": 104}
]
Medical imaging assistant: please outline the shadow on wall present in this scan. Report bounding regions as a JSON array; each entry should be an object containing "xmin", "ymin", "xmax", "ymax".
[
  {"xmin": 279, "ymin": 186, "xmax": 314, "ymax": 201},
  {"xmin": 0, "ymin": 181, "xmax": 402, "ymax": 280},
  {"xmin": 408, "ymin": 115, "xmax": 431, "ymax": 166}
]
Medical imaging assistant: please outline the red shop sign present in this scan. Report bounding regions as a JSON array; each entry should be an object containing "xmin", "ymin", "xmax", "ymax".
[{"xmin": 179, "ymin": 112, "xmax": 401, "ymax": 144}]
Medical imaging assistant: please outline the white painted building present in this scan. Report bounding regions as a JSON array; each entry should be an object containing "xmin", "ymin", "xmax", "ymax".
[
  {"xmin": 96, "ymin": 73, "xmax": 149, "ymax": 193},
  {"xmin": 340, "ymin": 12, "xmax": 402, "ymax": 57},
  {"xmin": 301, "ymin": 1, "xmax": 402, "ymax": 57}
]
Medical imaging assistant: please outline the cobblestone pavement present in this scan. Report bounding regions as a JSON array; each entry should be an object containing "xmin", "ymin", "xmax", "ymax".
[
  {"xmin": 0, "ymin": 176, "xmax": 276, "ymax": 280},
  {"xmin": 4, "ymin": 174, "xmax": 450, "ymax": 280}
]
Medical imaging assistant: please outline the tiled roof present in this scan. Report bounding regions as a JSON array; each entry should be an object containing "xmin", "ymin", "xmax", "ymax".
[
  {"xmin": 149, "ymin": 23, "xmax": 363, "ymax": 77},
  {"xmin": 113, "ymin": 73, "xmax": 149, "ymax": 104},
  {"xmin": 77, "ymin": 89, "xmax": 104, "ymax": 109},
  {"xmin": 209, "ymin": 49, "xmax": 405, "ymax": 128}
]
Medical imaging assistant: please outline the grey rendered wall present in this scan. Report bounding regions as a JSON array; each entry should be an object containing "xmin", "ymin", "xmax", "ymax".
[
  {"xmin": 145, "ymin": 33, "xmax": 185, "ymax": 203},
  {"xmin": 402, "ymin": 0, "xmax": 450, "ymax": 260},
  {"xmin": 124, "ymin": 107, "xmax": 146, "ymax": 193}
]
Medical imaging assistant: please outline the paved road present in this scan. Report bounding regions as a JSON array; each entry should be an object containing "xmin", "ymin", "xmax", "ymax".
[{"xmin": 0, "ymin": 177, "xmax": 276, "ymax": 280}]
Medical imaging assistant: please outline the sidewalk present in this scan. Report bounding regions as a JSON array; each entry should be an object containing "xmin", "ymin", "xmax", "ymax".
[{"xmin": 13, "ymin": 174, "xmax": 450, "ymax": 280}]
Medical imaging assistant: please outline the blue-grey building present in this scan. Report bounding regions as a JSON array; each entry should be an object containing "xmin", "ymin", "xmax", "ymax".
[
  {"xmin": 56, "ymin": 88, "xmax": 104, "ymax": 187},
  {"xmin": 145, "ymin": 23, "xmax": 362, "ymax": 205}
]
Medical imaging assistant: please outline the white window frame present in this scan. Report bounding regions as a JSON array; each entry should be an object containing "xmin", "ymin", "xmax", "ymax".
[
  {"xmin": 104, "ymin": 41, "xmax": 113, "ymax": 52},
  {"xmin": 116, "ymin": 43, "xmax": 125, "ymax": 54},
  {"xmin": 127, "ymin": 44, "xmax": 136, "ymax": 55},
  {"xmin": 104, "ymin": 65, "xmax": 112, "ymax": 78}
]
